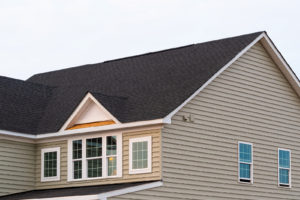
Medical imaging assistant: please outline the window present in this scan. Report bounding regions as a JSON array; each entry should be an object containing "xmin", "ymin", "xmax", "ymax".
[
  {"xmin": 238, "ymin": 142, "xmax": 253, "ymax": 183},
  {"xmin": 278, "ymin": 149, "xmax": 291, "ymax": 187},
  {"xmin": 41, "ymin": 147, "xmax": 60, "ymax": 182},
  {"xmin": 129, "ymin": 136, "xmax": 152, "ymax": 174},
  {"xmin": 68, "ymin": 133, "xmax": 122, "ymax": 181}
]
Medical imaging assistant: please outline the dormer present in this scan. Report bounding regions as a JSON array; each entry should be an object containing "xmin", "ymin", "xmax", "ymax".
[{"xmin": 60, "ymin": 93, "xmax": 120, "ymax": 131}]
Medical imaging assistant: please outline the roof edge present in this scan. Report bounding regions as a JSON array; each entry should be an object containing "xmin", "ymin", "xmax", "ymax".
[
  {"xmin": 99, "ymin": 181, "xmax": 163, "ymax": 200},
  {"xmin": 163, "ymin": 32, "xmax": 284, "ymax": 123},
  {"xmin": 0, "ymin": 118, "xmax": 166, "ymax": 140}
]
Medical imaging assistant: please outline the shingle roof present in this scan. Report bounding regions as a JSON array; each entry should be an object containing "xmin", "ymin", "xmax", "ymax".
[
  {"xmin": 0, "ymin": 181, "xmax": 154, "ymax": 200},
  {"xmin": 0, "ymin": 32, "xmax": 263, "ymax": 135}
]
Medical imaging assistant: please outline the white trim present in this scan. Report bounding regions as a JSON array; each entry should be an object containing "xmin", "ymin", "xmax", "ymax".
[
  {"xmin": 163, "ymin": 32, "xmax": 300, "ymax": 123},
  {"xmin": 67, "ymin": 132, "xmax": 122, "ymax": 182},
  {"xmin": 41, "ymin": 147, "xmax": 60, "ymax": 182},
  {"xmin": 0, "ymin": 129, "xmax": 36, "ymax": 139},
  {"xmin": 238, "ymin": 141, "xmax": 253, "ymax": 184},
  {"xmin": 98, "ymin": 181, "xmax": 163, "ymax": 200},
  {"xmin": 0, "ymin": 119, "xmax": 165, "ymax": 140},
  {"xmin": 278, "ymin": 148, "xmax": 292, "ymax": 188},
  {"xmin": 60, "ymin": 93, "xmax": 121, "ymax": 131},
  {"xmin": 129, "ymin": 136, "xmax": 152, "ymax": 174}
]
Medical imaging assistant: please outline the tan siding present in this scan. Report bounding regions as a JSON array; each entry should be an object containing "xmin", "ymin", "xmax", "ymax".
[
  {"xmin": 109, "ymin": 42, "xmax": 300, "ymax": 199},
  {"xmin": 35, "ymin": 128, "xmax": 161, "ymax": 189},
  {"xmin": 0, "ymin": 139, "xmax": 35, "ymax": 196}
]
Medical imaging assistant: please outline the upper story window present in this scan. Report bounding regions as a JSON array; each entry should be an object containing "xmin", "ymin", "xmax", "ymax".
[
  {"xmin": 41, "ymin": 147, "xmax": 60, "ymax": 182},
  {"xmin": 129, "ymin": 136, "xmax": 152, "ymax": 174},
  {"xmin": 238, "ymin": 142, "xmax": 253, "ymax": 183},
  {"xmin": 278, "ymin": 148, "xmax": 291, "ymax": 187},
  {"xmin": 67, "ymin": 133, "xmax": 122, "ymax": 181}
]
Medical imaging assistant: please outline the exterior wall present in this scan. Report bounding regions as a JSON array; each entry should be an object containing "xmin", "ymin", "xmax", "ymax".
[
  {"xmin": 0, "ymin": 139, "xmax": 35, "ymax": 196},
  {"xmin": 35, "ymin": 128, "xmax": 161, "ymax": 189},
  {"xmin": 109, "ymin": 42, "xmax": 300, "ymax": 199}
]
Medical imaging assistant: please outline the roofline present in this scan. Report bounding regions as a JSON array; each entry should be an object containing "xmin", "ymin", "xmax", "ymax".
[
  {"xmin": 0, "ymin": 119, "xmax": 166, "ymax": 140},
  {"xmin": 163, "ymin": 32, "xmax": 300, "ymax": 123},
  {"xmin": 19, "ymin": 181, "xmax": 163, "ymax": 200}
]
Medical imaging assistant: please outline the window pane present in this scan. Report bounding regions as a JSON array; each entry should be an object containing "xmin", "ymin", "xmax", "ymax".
[
  {"xmin": 73, "ymin": 140, "xmax": 82, "ymax": 159},
  {"xmin": 86, "ymin": 138, "xmax": 102, "ymax": 158},
  {"xmin": 239, "ymin": 143, "xmax": 252, "ymax": 163},
  {"xmin": 73, "ymin": 160, "xmax": 82, "ymax": 179},
  {"xmin": 87, "ymin": 159, "xmax": 102, "ymax": 178},
  {"xmin": 279, "ymin": 150, "xmax": 290, "ymax": 168},
  {"xmin": 107, "ymin": 136, "xmax": 117, "ymax": 156},
  {"xmin": 279, "ymin": 168, "xmax": 289, "ymax": 184},
  {"xmin": 239, "ymin": 163, "xmax": 250, "ymax": 179},
  {"xmin": 44, "ymin": 151, "xmax": 57, "ymax": 177},
  {"xmin": 107, "ymin": 157, "xmax": 117, "ymax": 176},
  {"xmin": 132, "ymin": 141, "xmax": 148, "ymax": 169}
]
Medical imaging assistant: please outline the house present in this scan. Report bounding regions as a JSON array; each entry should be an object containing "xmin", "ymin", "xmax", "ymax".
[{"xmin": 0, "ymin": 31, "xmax": 300, "ymax": 199}]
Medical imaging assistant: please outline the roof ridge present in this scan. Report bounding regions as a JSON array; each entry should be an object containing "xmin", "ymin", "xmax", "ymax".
[{"xmin": 27, "ymin": 31, "xmax": 264, "ymax": 80}]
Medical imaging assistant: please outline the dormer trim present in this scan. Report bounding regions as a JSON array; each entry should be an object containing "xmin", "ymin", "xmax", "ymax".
[{"xmin": 60, "ymin": 93, "xmax": 121, "ymax": 132}]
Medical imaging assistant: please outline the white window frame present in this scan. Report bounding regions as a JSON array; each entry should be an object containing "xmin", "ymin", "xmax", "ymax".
[
  {"xmin": 238, "ymin": 141, "xmax": 253, "ymax": 184},
  {"xmin": 129, "ymin": 136, "xmax": 152, "ymax": 174},
  {"xmin": 67, "ymin": 132, "xmax": 122, "ymax": 181},
  {"xmin": 278, "ymin": 148, "xmax": 291, "ymax": 188},
  {"xmin": 41, "ymin": 147, "xmax": 60, "ymax": 182}
]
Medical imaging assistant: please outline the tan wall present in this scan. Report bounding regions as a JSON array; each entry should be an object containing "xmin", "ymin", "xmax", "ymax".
[
  {"xmin": 109, "ymin": 42, "xmax": 300, "ymax": 199},
  {"xmin": 35, "ymin": 128, "xmax": 161, "ymax": 189},
  {"xmin": 0, "ymin": 139, "xmax": 35, "ymax": 196}
]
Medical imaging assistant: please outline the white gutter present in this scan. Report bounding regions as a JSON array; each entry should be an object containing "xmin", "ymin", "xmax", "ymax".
[
  {"xmin": 0, "ymin": 119, "xmax": 166, "ymax": 140},
  {"xmin": 98, "ymin": 181, "xmax": 163, "ymax": 200}
]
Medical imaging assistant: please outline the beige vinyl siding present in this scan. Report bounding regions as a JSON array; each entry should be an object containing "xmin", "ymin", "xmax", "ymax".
[
  {"xmin": 0, "ymin": 139, "xmax": 35, "ymax": 196},
  {"xmin": 35, "ymin": 128, "xmax": 161, "ymax": 189},
  {"xmin": 109, "ymin": 42, "xmax": 300, "ymax": 200}
]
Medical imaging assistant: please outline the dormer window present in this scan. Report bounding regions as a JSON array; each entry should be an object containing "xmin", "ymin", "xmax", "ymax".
[{"xmin": 67, "ymin": 133, "xmax": 122, "ymax": 181}]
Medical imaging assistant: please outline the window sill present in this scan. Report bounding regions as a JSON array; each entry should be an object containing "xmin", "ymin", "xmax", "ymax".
[
  {"xmin": 67, "ymin": 175, "xmax": 122, "ymax": 182},
  {"xmin": 129, "ymin": 168, "xmax": 152, "ymax": 175},
  {"xmin": 278, "ymin": 184, "xmax": 291, "ymax": 189},
  {"xmin": 41, "ymin": 177, "xmax": 60, "ymax": 182},
  {"xmin": 238, "ymin": 179, "xmax": 253, "ymax": 184}
]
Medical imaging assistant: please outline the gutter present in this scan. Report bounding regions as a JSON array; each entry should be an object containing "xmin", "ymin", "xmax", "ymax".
[{"xmin": 0, "ymin": 119, "xmax": 167, "ymax": 140}]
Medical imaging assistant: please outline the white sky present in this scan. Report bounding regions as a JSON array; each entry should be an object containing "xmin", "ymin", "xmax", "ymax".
[{"xmin": 0, "ymin": 0, "xmax": 300, "ymax": 80}]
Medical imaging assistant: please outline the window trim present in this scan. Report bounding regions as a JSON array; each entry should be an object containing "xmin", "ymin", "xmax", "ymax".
[
  {"xmin": 238, "ymin": 141, "xmax": 253, "ymax": 184},
  {"xmin": 278, "ymin": 148, "xmax": 291, "ymax": 188},
  {"xmin": 41, "ymin": 147, "xmax": 61, "ymax": 182},
  {"xmin": 67, "ymin": 132, "xmax": 122, "ymax": 182},
  {"xmin": 129, "ymin": 136, "xmax": 152, "ymax": 174}
]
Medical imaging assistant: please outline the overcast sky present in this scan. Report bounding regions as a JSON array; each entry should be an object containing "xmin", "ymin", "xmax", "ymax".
[{"xmin": 1, "ymin": 0, "xmax": 300, "ymax": 80}]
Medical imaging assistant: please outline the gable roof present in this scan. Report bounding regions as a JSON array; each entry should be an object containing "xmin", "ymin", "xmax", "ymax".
[{"xmin": 0, "ymin": 32, "xmax": 266, "ymax": 135}]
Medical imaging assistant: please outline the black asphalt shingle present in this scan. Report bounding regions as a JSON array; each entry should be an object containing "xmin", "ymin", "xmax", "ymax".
[
  {"xmin": 0, "ymin": 181, "xmax": 154, "ymax": 200},
  {"xmin": 0, "ymin": 32, "xmax": 263, "ymax": 135}
]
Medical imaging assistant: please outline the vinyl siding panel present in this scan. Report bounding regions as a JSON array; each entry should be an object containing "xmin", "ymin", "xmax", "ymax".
[
  {"xmin": 109, "ymin": 42, "xmax": 300, "ymax": 199},
  {"xmin": 0, "ymin": 139, "xmax": 35, "ymax": 196},
  {"xmin": 35, "ymin": 128, "xmax": 161, "ymax": 189}
]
